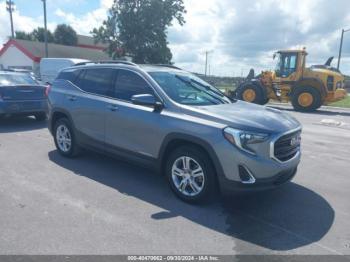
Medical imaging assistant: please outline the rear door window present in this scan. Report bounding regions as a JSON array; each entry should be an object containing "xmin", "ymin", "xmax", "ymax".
[
  {"xmin": 114, "ymin": 70, "xmax": 154, "ymax": 101},
  {"xmin": 76, "ymin": 68, "xmax": 115, "ymax": 96}
]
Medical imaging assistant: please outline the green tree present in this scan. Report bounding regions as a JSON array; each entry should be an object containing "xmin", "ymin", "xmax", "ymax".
[
  {"xmin": 32, "ymin": 27, "xmax": 54, "ymax": 43},
  {"xmin": 15, "ymin": 31, "xmax": 33, "ymax": 41},
  {"xmin": 54, "ymin": 24, "xmax": 78, "ymax": 46},
  {"xmin": 92, "ymin": 0, "xmax": 186, "ymax": 64}
]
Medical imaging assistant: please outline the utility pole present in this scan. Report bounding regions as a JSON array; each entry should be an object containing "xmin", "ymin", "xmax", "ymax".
[
  {"xmin": 337, "ymin": 28, "xmax": 350, "ymax": 70},
  {"xmin": 205, "ymin": 51, "xmax": 208, "ymax": 76},
  {"xmin": 6, "ymin": 0, "xmax": 15, "ymax": 38},
  {"xmin": 42, "ymin": 0, "xmax": 48, "ymax": 57},
  {"xmin": 204, "ymin": 50, "xmax": 213, "ymax": 76}
]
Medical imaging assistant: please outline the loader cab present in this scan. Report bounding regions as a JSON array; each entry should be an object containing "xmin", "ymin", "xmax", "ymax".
[
  {"xmin": 274, "ymin": 51, "xmax": 298, "ymax": 78},
  {"xmin": 274, "ymin": 50, "xmax": 307, "ymax": 81}
]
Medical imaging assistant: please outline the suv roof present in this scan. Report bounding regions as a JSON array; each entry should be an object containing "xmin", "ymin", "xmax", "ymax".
[
  {"xmin": 74, "ymin": 60, "xmax": 137, "ymax": 67},
  {"xmin": 70, "ymin": 61, "xmax": 183, "ymax": 73}
]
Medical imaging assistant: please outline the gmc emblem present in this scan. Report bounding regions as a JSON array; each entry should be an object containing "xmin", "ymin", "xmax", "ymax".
[{"xmin": 290, "ymin": 135, "xmax": 301, "ymax": 146}]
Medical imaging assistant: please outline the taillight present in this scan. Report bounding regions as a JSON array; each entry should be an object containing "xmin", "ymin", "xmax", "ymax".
[{"xmin": 45, "ymin": 85, "xmax": 51, "ymax": 97}]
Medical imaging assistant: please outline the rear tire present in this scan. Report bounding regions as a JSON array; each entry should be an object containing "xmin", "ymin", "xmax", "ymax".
[
  {"xmin": 291, "ymin": 86, "xmax": 322, "ymax": 112},
  {"xmin": 53, "ymin": 118, "xmax": 80, "ymax": 158},
  {"xmin": 236, "ymin": 83, "xmax": 267, "ymax": 105},
  {"xmin": 165, "ymin": 146, "xmax": 216, "ymax": 204},
  {"xmin": 35, "ymin": 112, "xmax": 47, "ymax": 121}
]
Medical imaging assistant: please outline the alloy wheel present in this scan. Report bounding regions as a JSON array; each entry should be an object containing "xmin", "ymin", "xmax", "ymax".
[
  {"xmin": 56, "ymin": 124, "xmax": 72, "ymax": 153},
  {"xmin": 171, "ymin": 156, "xmax": 205, "ymax": 197}
]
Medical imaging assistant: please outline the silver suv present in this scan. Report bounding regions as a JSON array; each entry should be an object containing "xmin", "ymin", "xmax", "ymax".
[{"xmin": 48, "ymin": 61, "xmax": 302, "ymax": 203}]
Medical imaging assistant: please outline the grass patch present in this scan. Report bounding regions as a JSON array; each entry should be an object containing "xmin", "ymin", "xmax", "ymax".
[{"xmin": 329, "ymin": 96, "xmax": 350, "ymax": 108}]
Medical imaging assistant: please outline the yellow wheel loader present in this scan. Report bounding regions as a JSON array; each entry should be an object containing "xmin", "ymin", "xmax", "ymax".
[{"xmin": 235, "ymin": 48, "xmax": 347, "ymax": 111}]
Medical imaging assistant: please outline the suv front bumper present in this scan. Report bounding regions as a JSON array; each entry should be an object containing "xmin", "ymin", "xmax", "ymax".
[
  {"xmin": 219, "ymin": 165, "xmax": 298, "ymax": 194},
  {"xmin": 215, "ymin": 131, "xmax": 301, "ymax": 194}
]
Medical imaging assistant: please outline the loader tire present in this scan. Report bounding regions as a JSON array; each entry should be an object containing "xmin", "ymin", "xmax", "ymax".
[
  {"xmin": 291, "ymin": 86, "xmax": 322, "ymax": 112},
  {"xmin": 236, "ymin": 83, "xmax": 266, "ymax": 105}
]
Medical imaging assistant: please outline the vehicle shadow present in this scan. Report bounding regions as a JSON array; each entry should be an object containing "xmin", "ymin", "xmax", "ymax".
[
  {"xmin": 48, "ymin": 150, "xmax": 335, "ymax": 252},
  {"xmin": 0, "ymin": 116, "xmax": 47, "ymax": 133}
]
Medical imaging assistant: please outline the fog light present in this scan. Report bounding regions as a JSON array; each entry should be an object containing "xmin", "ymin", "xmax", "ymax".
[{"xmin": 238, "ymin": 165, "xmax": 256, "ymax": 184}]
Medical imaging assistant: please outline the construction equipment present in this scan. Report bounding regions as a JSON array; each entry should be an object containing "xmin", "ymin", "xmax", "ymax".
[{"xmin": 235, "ymin": 48, "xmax": 348, "ymax": 111}]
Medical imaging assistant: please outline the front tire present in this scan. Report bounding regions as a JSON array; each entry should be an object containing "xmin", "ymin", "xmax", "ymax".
[
  {"xmin": 53, "ymin": 118, "xmax": 80, "ymax": 157},
  {"xmin": 165, "ymin": 146, "xmax": 216, "ymax": 204},
  {"xmin": 236, "ymin": 83, "xmax": 267, "ymax": 105},
  {"xmin": 291, "ymin": 86, "xmax": 322, "ymax": 112}
]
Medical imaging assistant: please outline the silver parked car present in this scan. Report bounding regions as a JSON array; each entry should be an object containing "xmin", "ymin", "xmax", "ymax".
[{"xmin": 48, "ymin": 61, "xmax": 302, "ymax": 203}]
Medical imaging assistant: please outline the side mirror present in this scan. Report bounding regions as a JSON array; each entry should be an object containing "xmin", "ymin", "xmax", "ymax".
[{"xmin": 131, "ymin": 94, "xmax": 163, "ymax": 110}]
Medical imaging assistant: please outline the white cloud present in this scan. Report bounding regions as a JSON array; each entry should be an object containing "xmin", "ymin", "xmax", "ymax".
[
  {"xmin": 54, "ymin": 0, "xmax": 112, "ymax": 36},
  {"xmin": 169, "ymin": 0, "xmax": 350, "ymax": 76},
  {"xmin": 0, "ymin": 1, "xmax": 41, "ymax": 43},
  {"xmin": 0, "ymin": 1, "xmax": 56, "ymax": 44},
  {"xmin": 1, "ymin": 0, "xmax": 349, "ymax": 75}
]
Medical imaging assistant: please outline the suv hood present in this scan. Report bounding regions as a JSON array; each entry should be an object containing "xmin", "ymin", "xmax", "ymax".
[{"xmin": 186, "ymin": 101, "xmax": 301, "ymax": 134}]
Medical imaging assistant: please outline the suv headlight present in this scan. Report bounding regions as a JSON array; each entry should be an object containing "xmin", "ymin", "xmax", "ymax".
[{"xmin": 223, "ymin": 127, "xmax": 269, "ymax": 155}]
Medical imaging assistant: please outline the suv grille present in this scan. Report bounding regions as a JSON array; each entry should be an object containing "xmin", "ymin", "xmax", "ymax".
[{"xmin": 273, "ymin": 131, "xmax": 301, "ymax": 162}]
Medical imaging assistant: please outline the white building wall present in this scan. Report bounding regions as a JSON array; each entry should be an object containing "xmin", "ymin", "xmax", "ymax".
[{"xmin": 0, "ymin": 45, "xmax": 35, "ymax": 71}]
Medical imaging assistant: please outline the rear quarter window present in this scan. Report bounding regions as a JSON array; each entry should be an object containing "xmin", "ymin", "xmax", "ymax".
[{"xmin": 56, "ymin": 70, "xmax": 81, "ymax": 82}]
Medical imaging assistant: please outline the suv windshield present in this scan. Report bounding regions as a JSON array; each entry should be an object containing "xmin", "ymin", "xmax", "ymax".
[
  {"xmin": 0, "ymin": 73, "xmax": 38, "ymax": 86},
  {"xmin": 149, "ymin": 71, "xmax": 231, "ymax": 106}
]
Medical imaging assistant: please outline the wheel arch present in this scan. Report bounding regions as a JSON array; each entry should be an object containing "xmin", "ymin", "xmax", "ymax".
[
  {"xmin": 49, "ymin": 108, "xmax": 74, "ymax": 134},
  {"xmin": 292, "ymin": 78, "xmax": 327, "ymax": 99},
  {"xmin": 158, "ymin": 133, "xmax": 225, "ymax": 183}
]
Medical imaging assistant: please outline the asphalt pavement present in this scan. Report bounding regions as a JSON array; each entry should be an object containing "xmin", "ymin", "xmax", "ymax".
[{"xmin": 0, "ymin": 106, "xmax": 349, "ymax": 255}]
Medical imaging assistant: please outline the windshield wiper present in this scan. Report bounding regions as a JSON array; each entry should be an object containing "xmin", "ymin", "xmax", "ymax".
[
  {"xmin": 190, "ymin": 79, "xmax": 229, "ymax": 99},
  {"xmin": 187, "ymin": 78, "xmax": 235, "ymax": 102},
  {"xmin": 175, "ymin": 75, "xmax": 229, "ymax": 104}
]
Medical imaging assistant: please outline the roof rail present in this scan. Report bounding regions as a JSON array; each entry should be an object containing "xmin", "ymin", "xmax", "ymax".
[
  {"xmin": 74, "ymin": 60, "xmax": 138, "ymax": 67},
  {"xmin": 152, "ymin": 64, "xmax": 182, "ymax": 70},
  {"xmin": 0, "ymin": 69, "xmax": 31, "ymax": 73}
]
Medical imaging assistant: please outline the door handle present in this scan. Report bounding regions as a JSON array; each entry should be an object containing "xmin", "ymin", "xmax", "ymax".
[
  {"xmin": 108, "ymin": 104, "xmax": 119, "ymax": 111},
  {"xmin": 67, "ymin": 95, "xmax": 77, "ymax": 101}
]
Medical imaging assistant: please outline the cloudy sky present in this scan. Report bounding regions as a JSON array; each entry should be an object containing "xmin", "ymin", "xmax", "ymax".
[{"xmin": 0, "ymin": 0, "xmax": 349, "ymax": 76}]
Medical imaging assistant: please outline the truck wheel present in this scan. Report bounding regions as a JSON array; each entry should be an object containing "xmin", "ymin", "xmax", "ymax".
[
  {"xmin": 165, "ymin": 146, "xmax": 216, "ymax": 204},
  {"xmin": 292, "ymin": 86, "xmax": 322, "ymax": 112},
  {"xmin": 236, "ymin": 83, "xmax": 266, "ymax": 105}
]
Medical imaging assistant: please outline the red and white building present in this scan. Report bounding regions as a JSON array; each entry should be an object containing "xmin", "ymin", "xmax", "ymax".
[{"xmin": 0, "ymin": 35, "xmax": 109, "ymax": 75}]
